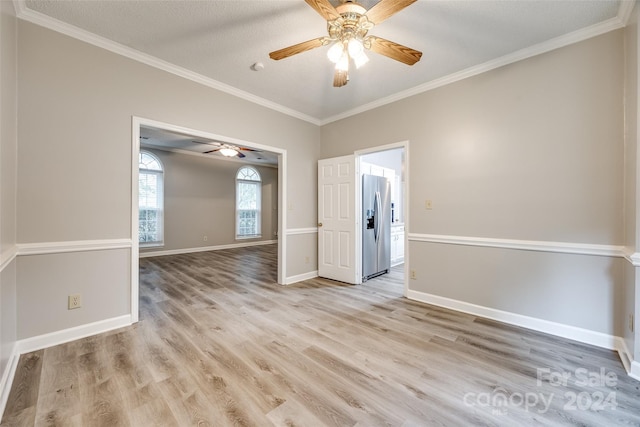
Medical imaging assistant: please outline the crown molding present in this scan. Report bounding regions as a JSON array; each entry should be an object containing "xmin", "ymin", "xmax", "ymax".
[
  {"xmin": 14, "ymin": 0, "xmax": 631, "ymax": 127},
  {"xmin": 618, "ymin": 0, "xmax": 636, "ymax": 26},
  {"xmin": 320, "ymin": 12, "xmax": 629, "ymax": 125},
  {"xmin": 12, "ymin": 1, "xmax": 321, "ymax": 126}
]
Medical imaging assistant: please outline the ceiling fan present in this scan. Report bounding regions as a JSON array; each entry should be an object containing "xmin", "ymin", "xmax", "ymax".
[
  {"xmin": 269, "ymin": 0, "xmax": 422, "ymax": 87},
  {"xmin": 203, "ymin": 144, "xmax": 260, "ymax": 158},
  {"xmin": 190, "ymin": 140, "xmax": 259, "ymax": 158}
]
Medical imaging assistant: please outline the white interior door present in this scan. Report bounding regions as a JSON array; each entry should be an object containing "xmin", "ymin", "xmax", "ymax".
[{"xmin": 318, "ymin": 155, "xmax": 359, "ymax": 284}]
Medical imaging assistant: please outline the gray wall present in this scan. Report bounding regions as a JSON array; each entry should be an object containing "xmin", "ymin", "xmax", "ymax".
[
  {"xmin": 321, "ymin": 30, "xmax": 627, "ymax": 336},
  {"xmin": 624, "ymin": 4, "xmax": 640, "ymax": 362},
  {"xmin": 0, "ymin": 1, "xmax": 18, "ymax": 386},
  {"xmin": 16, "ymin": 20, "xmax": 320, "ymax": 339},
  {"xmin": 6, "ymin": 3, "xmax": 639, "ymax": 370},
  {"xmin": 17, "ymin": 250, "xmax": 130, "ymax": 338},
  {"xmin": 140, "ymin": 148, "xmax": 278, "ymax": 253}
]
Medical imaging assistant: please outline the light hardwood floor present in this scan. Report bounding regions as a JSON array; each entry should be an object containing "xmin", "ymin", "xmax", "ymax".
[{"xmin": 2, "ymin": 244, "xmax": 639, "ymax": 426}]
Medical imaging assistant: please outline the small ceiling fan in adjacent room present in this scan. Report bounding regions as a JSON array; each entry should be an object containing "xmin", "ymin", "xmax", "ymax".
[
  {"xmin": 269, "ymin": 0, "xmax": 422, "ymax": 87},
  {"xmin": 202, "ymin": 143, "xmax": 259, "ymax": 158}
]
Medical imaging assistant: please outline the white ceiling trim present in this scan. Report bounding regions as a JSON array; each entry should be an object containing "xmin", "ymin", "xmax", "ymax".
[
  {"xmin": 14, "ymin": 0, "xmax": 634, "ymax": 127},
  {"xmin": 618, "ymin": 0, "xmax": 636, "ymax": 26},
  {"xmin": 13, "ymin": 0, "xmax": 322, "ymax": 126},
  {"xmin": 321, "ymin": 8, "xmax": 631, "ymax": 125}
]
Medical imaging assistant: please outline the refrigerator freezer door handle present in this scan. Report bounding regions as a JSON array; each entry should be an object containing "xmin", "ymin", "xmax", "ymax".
[{"xmin": 374, "ymin": 191, "xmax": 381, "ymax": 242}]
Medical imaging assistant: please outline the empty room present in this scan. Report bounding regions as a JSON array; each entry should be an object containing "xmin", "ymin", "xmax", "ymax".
[{"xmin": 1, "ymin": 0, "xmax": 640, "ymax": 425}]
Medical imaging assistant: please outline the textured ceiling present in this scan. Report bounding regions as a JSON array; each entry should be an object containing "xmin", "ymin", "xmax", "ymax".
[
  {"xmin": 140, "ymin": 126, "xmax": 280, "ymax": 166},
  {"xmin": 21, "ymin": 0, "xmax": 626, "ymax": 123}
]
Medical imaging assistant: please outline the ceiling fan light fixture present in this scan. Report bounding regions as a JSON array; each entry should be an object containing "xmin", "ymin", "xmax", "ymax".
[
  {"xmin": 327, "ymin": 41, "xmax": 344, "ymax": 63},
  {"xmin": 336, "ymin": 53, "xmax": 350, "ymax": 72},
  {"xmin": 347, "ymin": 38, "xmax": 364, "ymax": 57},
  {"xmin": 219, "ymin": 147, "xmax": 239, "ymax": 157},
  {"xmin": 353, "ymin": 50, "xmax": 369, "ymax": 69},
  {"xmin": 269, "ymin": 0, "xmax": 422, "ymax": 87}
]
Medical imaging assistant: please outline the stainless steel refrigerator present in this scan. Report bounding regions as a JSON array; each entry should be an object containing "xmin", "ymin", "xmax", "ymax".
[{"xmin": 362, "ymin": 174, "xmax": 391, "ymax": 281}]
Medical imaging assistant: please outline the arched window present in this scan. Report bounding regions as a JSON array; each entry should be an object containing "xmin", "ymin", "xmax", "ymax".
[
  {"xmin": 236, "ymin": 166, "xmax": 261, "ymax": 239},
  {"xmin": 139, "ymin": 151, "xmax": 164, "ymax": 245}
]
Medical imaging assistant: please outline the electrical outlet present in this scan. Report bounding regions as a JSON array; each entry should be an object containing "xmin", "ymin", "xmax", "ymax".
[
  {"xmin": 425, "ymin": 200, "xmax": 433, "ymax": 210},
  {"xmin": 630, "ymin": 314, "xmax": 635, "ymax": 333},
  {"xmin": 410, "ymin": 270, "xmax": 417, "ymax": 280},
  {"xmin": 305, "ymin": 256, "xmax": 310, "ymax": 264},
  {"xmin": 203, "ymin": 236, "xmax": 208, "ymax": 242},
  {"xmin": 68, "ymin": 294, "xmax": 82, "ymax": 310}
]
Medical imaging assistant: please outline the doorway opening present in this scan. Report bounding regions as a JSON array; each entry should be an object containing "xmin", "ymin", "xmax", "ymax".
[
  {"xmin": 356, "ymin": 142, "xmax": 408, "ymax": 297},
  {"xmin": 130, "ymin": 117, "xmax": 287, "ymax": 322}
]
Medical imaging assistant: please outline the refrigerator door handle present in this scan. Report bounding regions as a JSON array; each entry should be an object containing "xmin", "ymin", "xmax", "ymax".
[{"xmin": 374, "ymin": 191, "xmax": 381, "ymax": 242}]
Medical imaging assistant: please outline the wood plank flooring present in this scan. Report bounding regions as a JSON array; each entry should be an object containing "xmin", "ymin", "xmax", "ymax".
[{"xmin": 2, "ymin": 244, "xmax": 640, "ymax": 426}]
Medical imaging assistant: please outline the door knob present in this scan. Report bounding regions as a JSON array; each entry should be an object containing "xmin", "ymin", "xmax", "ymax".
[{"xmin": 318, "ymin": 223, "xmax": 323, "ymax": 227}]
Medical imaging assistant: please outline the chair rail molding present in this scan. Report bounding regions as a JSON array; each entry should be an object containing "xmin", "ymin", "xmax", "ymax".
[
  {"xmin": 17, "ymin": 239, "xmax": 133, "ymax": 256},
  {"xmin": 286, "ymin": 227, "xmax": 318, "ymax": 235},
  {"xmin": 408, "ymin": 233, "xmax": 624, "ymax": 258},
  {"xmin": 0, "ymin": 246, "xmax": 18, "ymax": 273}
]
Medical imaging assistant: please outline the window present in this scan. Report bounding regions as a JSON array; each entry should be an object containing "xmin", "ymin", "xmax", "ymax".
[
  {"xmin": 139, "ymin": 151, "xmax": 164, "ymax": 246},
  {"xmin": 236, "ymin": 166, "xmax": 261, "ymax": 239}
]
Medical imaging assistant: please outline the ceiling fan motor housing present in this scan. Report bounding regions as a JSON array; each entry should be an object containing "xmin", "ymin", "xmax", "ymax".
[{"xmin": 328, "ymin": 1, "xmax": 372, "ymax": 45}]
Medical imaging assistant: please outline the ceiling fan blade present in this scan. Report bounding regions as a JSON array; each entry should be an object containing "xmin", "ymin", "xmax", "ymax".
[
  {"xmin": 237, "ymin": 151, "xmax": 246, "ymax": 158},
  {"xmin": 269, "ymin": 37, "xmax": 325, "ymax": 60},
  {"xmin": 333, "ymin": 69, "xmax": 348, "ymax": 87},
  {"xmin": 304, "ymin": 0, "xmax": 340, "ymax": 21},
  {"xmin": 203, "ymin": 148, "xmax": 220, "ymax": 154},
  {"xmin": 368, "ymin": 36, "xmax": 422, "ymax": 65},
  {"xmin": 365, "ymin": 0, "xmax": 417, "ymax": 25}
]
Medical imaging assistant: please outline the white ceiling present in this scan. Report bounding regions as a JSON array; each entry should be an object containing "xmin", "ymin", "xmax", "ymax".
[
  {"xmin": 19, "ymin": 1, "xmax": 630, "ymax": 124},
  {"xmin": 140, "ymin": 126, "xmax": 280, "ymax": 166}
]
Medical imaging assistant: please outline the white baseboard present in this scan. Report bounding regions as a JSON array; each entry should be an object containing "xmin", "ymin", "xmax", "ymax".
[
  {"xmin": 139, "ymin": 240, "xmax": 277, "ymax": 258},
  {"xmin": 407, "ymin": 289, "xmax": 620, "ymax": 351},
  {"xmin": 16, "ymin": 314, "xmax": 132, "ymax": 354},
  {"xmin": 0, "ymin": 344, "xmax": 20, "ymax": 421},
  {"xmin": 631, "ymin": 361, "xmax": 640, "ymax": 381},
  {"xmin": 616, "ymin": 338, "xmax": 633, "ymax": 374},
  {"xmin": 0, "ymin": 314, "xmax": 131, "ymax": 420},
  {"xmin": 284, "ymin": 271, "xmax": 318, "ymax": 285}
]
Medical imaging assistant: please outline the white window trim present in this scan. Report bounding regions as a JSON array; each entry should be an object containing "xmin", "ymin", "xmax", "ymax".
[
  {"xmin": 235, "ymin": 166, "xmax": 262, "ymax": 240},
  {"xmin": 139, "ymin": 151, "xmax": 165, "ymax": 247}
]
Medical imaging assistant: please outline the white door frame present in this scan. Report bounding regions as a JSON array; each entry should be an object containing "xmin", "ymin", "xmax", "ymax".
[
  {"xmin": 130, "ymin": 116, "xmax": 287, "ymax": 322},
  {"xmin": 355, "ymin": 140, "xmax": 409, "ymax": 297}
]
